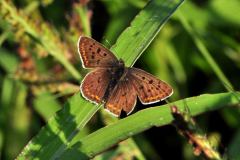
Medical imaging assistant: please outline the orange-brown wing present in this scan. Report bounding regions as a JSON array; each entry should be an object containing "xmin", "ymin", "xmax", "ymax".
[
  {"xmin": 129, "ymin": 68, "xmax": 173, "ymax": 104},
  {"xmin": 78, "ymin": 36, "xmax": 118, "ymax": 68},
  {"xmin": 80, "ymin": 68, "xmax": 111, "ymax": 104},
  {"xmin": 105, "ymin": 79, "xmax": 137, "ymax": 117}
]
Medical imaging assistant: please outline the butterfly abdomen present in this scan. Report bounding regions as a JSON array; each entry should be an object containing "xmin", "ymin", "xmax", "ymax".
[{"xmin": 102, "ymin": 64, "xmax": 126, "ymax": 103}]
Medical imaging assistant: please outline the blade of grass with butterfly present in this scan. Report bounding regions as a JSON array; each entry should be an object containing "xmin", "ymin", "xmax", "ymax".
[
  {"xmin": 16, "ymin": 0, "xmax": 186, "ymax": 159},
  {"xmin": 61, "ymin": 92, "xmax": 240, "ymax": 160}
]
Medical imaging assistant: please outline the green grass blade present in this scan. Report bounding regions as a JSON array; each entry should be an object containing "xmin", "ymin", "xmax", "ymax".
[
  {"xmin": 111, "ymin": 0, "xmax": 184, "ymax": 67},
  {"xmin": 177, "ymin": 12, "xmax": 234, "ymax": 91},
  {"xmin": 17, "ymin": 94, "xmax": 101, "ymax": 159},
  {"xmin": 61, "ymin": 92, "xmax": 239, "ymax": 159},
  {"xmin": 16, "ymin": 0, "xmax": 184, "ymax": 159}
]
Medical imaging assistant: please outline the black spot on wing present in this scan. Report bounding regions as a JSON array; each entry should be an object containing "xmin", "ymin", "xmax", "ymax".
[
  {"xmin": 97, "ymin": 48, "xmax": 101, "ymax": 53},
  {"xmin": 149, "ymin": 80, "xmax": 153, "ymax": 84}
]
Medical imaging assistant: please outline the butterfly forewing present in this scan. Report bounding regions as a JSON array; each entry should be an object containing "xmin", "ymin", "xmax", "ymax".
[
  {"xmin": 129, "ymin": 68, "xmax": 173, "ymax": 104},
  {"xmin": 78, "ymin": 37, "xmax": 118, "ymax": 68},
  {"xmin": 80, "ymin": 68, "xmax": 111, "ymax": 104},
  {"xmin": 105, "ymin": 78, "xmax": 137, "ymax": 116}
]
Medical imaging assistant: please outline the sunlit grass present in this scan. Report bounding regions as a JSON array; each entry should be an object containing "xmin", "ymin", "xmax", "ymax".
[{"xmin": 0, "ymin": 0, "xmax": 240, "ymax": 159}]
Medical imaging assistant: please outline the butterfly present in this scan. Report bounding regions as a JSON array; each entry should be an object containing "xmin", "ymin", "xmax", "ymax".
[{"xmin": 78, "ymin": 36, "xmax": 173, "ymax": 117}]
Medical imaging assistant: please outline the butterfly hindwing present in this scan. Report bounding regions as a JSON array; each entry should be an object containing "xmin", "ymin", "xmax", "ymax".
[
  {"xmin": 105, "ymin": 78, "xmax": 137, "ymax": 116},
  {"xmin": 80, "ymin": 68, "xmax": 111, "ymax": 104},
  {"xmin": 129, "ymin": 68, "xmax": 173, "ymax": 104},
  {"xmin": 78, "ymin": 36, "xmax": 118, "ymax": 68}
]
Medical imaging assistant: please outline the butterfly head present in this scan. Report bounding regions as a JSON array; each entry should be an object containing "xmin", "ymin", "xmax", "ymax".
[{"xmin": 118, "ymin": 59, "xmax": 125, "ymax": 67}]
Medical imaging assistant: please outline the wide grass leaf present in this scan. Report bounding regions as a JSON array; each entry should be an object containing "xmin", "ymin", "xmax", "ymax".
[
  {"xmin": 61, "ymin": 92, "xmax": 240, "ymax": 159},
  {"xmin": 111, "ymin": 0, "xmax": 184, "ymax": 66},
  {"xmin": 17, "ymin": 94, "xmax": 101, "ymax": 159}
]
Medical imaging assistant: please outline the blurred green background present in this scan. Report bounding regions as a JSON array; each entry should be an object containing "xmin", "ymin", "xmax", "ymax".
[{"xmin": 0, "ymin": 0, "xmax": 240, "ymax": 159}]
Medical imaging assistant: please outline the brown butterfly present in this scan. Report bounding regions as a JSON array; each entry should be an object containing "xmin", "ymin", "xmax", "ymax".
[{"xmin": 78, "ymin": 36, "xmax": 173, "ymax": 117}]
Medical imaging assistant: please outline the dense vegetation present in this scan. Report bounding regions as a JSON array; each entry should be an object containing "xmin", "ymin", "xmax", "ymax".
[{"xmin": 0, "ymin": 0, "xmax": 239, "ymax": 159}]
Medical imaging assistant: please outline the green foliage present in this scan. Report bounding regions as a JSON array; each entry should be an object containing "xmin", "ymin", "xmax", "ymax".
[{"xmin": 0, "ymin": 0, "xmax": 240, "ymax": 160}]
